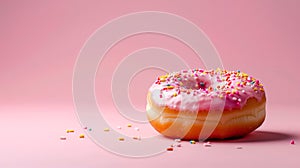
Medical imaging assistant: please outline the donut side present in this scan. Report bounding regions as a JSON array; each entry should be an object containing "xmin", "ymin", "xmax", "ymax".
[{"xmin": 146, "ymin": 92, "xmax": 266, "ymax": 140}]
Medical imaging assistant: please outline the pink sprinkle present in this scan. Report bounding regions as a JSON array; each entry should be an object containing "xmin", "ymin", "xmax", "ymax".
[
  {"xmin": 290, "ymin": 140, "xmax": 295, "ymax": 144},
  {"xmin": 60, "ymin": 136, "xmax": 66, "ymax": 140}
]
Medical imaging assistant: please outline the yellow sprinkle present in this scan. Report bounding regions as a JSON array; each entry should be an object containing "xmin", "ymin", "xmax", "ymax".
[
  {"xmin": 173, "ymin": 93, "xmax": 177, "ymax": 97},
  {"xmin": 259, "ymin": 88, "xmax": 264, "ymax": 92},
  {"xmin": 219, "ymin": 95, "xmax": 224, "ymax": 99},
  {"xmin": 160, "ymin": 79, "xmax": 166, "ymax": 82},
  {"xmin": 166, "ymin": 86, "xmax": 174, "ymax": 89},
  {"xmin": 253, "ymin": 87, "xmax": 258, "ymax": 91},
  {"xmin": 160, "ymin": 75, "xmax": 168, "ymax": 79},
  {"xmin": 118, "ymin": 137, "xmax": 125, "ymax": 141},
  {"xmin": 79, "ymin": 134, "xmax": 85, "ymax": 138},
  {"xmin": 242, "ymin": 73, "xmax": 248, "ymax": 77},
  {"xmin": 104, "ymin": 128, "xmax": 110, "ymax": 132},
  {"xmin": 127, "ymin": 124, "xmax": 132, "ymax": 127},
  {"xmin": 66, "ymin": 129, "xmax": 74, "ymax": 133}
]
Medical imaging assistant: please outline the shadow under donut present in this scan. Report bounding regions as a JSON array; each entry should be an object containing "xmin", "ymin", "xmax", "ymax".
[{"xmin": 221, "ymin": 130, "xmax": 294, "ymax": 143}]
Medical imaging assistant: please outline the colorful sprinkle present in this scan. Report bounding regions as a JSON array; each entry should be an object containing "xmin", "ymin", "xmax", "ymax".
[
  {"xmin": 190, "ymin": 140, "xmax": 196, "ymax": 144},
  {"xmin": 79, "ymin": 134, "xmax": 85, "ymax": 138},
  {"xmin": 104, "ymin": 128, "xmax": 110, "ymax": 132},
  {"xmin": 203, "ymin": 142, "xmax": 212, "ymax": 147},
  {"xmin": 66, "ymin": 129, "xmax": 74, "ymax": 133},
  {"xmin": 290, "ymin": 140, "xmax": 295, "ymax": 145},
  {"xmin": 127, "ymin": 124, "xmax": 132, "ymax": 127},
  {"xmin": 174, "ymin": 139, "xmax": 181, "ymax": 143},
  {"xmin": 60, "ymin": 136, "xmax": 66, "ymax": 140},
  {"xmin": 118, "ymin": 137, "xmax": 125, "ymax": 141},
  {"xmin": 133, "ymin": 136, "xmax": 141, "ymax": 140},
  {"xmin": 166, "ymin": 147, "xmax": 174, "ymax": 151}
]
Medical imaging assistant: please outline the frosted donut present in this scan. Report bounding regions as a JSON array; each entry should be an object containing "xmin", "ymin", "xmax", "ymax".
[{"xmin": 146, "ymin": 69, "xmax": 266, "ymax": 140}]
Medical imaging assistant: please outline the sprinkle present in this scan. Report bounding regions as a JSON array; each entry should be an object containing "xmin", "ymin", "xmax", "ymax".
[
  {"xmin": 173, "ymin": 93, "xmax": 178, "ymax": 97},
  {"xmin": 117, "ymin": 126, "xmax": 122, "ymax": 129},
  {"xmin": 203, "ymin": 142, "xmax": 212, "ymax": 147},
  {"xmin": 176, "ymin": 144, "xmax": 182, "ymax": 147},
  {"xmin": 238, "ymin": 98, "xmax": 242, "ymax": 102},
  {"xmin": 118, "ymin": 137, "xmax": 125, "ymax": 141},
  {"xmin": 133, "ymin": 136, "xmax": 141, "ymax": 140},
  {"xmin": 127, "ymin": 124, "xmax": 132, "ymax": 127},
  {"xmin": 60, "ymin": 136, "xmax": 67, "ymax": 140},
  {"xmin": 174, "ymin": 139, "xmax": 181, "ymax": 143},
  {"xmin": 166, "ymin": 86, "xmax": 174, "ymax": 89},
  {"xmin": 104, "ymin": 128, "xmax": 110, "ymax": 132},
  {"xmin": 166, "ymin": 147, "xmax": 174, "ymax": 151},
  {"xmin": 134, "ymin": 127, "xmax": 140, "ymax": 131},
  {"xmin": 236, "ymin": 146, "xmax": 243, "ymax": 149},
  {"xmin": 190, "ymin": 140, "xmax": 196, "ymax": 144},
  {"xmin": 232, "ymin": 97, "xmax": 237, "ymax": 101},
  {"xmin": 88, "ymin": 128, "xmax": 92, "ymax": 131},
  {"xmin": 79, "ymin": 134, "xmax": 85, "ymax": 138},
  {"xmin": 290, "ymin": 140, "xmax": 295, "ymax": 145},
  {"xmin": 83, "ymin": 126, "xmax": 87, "ymax": 129},
  {"xmin": 66, "ymin": 129, "xmax": 74, "ymax": 133}
]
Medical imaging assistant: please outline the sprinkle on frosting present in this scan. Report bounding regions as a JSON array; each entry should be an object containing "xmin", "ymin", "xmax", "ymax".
[{"xmin": 149, "ymin": 69, "xmax": 265, "ymax": 111}]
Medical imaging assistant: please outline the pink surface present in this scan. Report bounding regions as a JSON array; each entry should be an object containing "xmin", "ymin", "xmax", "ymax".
[{"xmin": 1, "ymin": 0, "xmax": 300, "ymax": 167}]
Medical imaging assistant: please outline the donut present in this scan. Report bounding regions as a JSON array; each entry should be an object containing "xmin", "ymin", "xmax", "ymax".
[{"xmin": 146, "ymin": 68, "xmax": 266, "ymax": 140}]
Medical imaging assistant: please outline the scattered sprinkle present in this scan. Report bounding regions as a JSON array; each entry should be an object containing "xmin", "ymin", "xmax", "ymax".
[
  {"xmin": 66, "ymin": 129, "xmax": 74, "ymax": 133},
  {"xmin": 133, "ymin": 136, "xmax": 141, "ymax": 140},
  {"xmin": 117, "ymin": 126, "xmax": 122, "ymax": 129},
  {"xmin": 166, "ymin": 147, "xmax": 174, "ymax": 151},
  {"xmin": 79, "ymin": 134, "xmax": 85, "ymax": 138},
  {"xmin": 127, "ymin": 124, "xmax": 132, "ymax": 128},
  {"xmin": 88, "ymin": 128, "xmax": 92, "ymax": 131},
  {"xmin": 134, "ymin": 127, "xmax": 140, "ymax": 131},
  {"xmin": 103, "ymin": 128, "xmax": 110, "ymax": 132},
  {"xmin": 174, "ymin": 139, "xmax": 181, "ymax": 143},
  {"xmin": 290, "ymin": 140, "xmax": 295, "ymax": 145},
  {"xmin": 60, "ymin": 136, "xmax": 66, "ymax": 140},
  {"xmin": 236, "ymin": 146, "xmax": 243, "ymax": 149},
  {"xmin": 203, "ymin": 142, "xmax": 212, "ymax": 147},
  {"xmin": 190, "ymin": 140, "xmax": 196, "ymax": 144},
  {"xmin": 83, "ymin": 126, "xmax": 87, "ymax": 129},
  {"xmin": 176, "ymin": 144, "xmax": 182, "ymax": 147},
  {"xmin": 118, "ymin": 137, "xmax": 125, "ymax": 141}
]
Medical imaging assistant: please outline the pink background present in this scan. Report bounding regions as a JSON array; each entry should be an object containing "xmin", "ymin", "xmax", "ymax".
[{"xmin": 1, "ymin": 0, "xmax": 300, "ymax": 167}]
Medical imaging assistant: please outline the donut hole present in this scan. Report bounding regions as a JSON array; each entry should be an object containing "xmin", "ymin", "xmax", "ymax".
[{"xmin": 181, "ymin": 76, "xmax": 211, "ymax": 90}]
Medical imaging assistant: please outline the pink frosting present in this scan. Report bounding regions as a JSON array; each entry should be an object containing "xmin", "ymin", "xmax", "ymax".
[{"xmin": 148, "ymin": 69, "xmax": 265, "ymax": 112}]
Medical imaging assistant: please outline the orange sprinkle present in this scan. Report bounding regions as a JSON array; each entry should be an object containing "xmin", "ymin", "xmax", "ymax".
[{"xmin": 79, "ymin": 134, "xmax": 85, "ymax": 138}]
